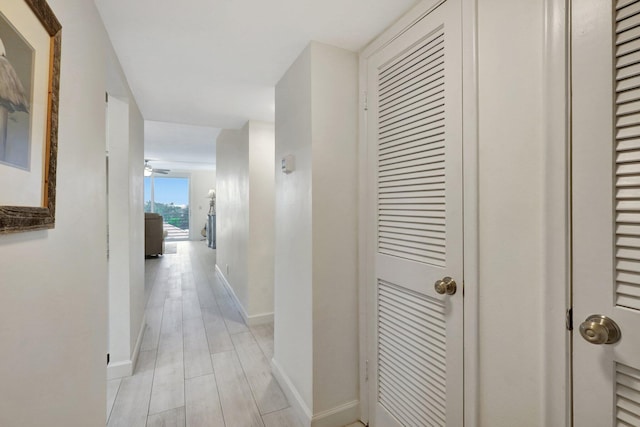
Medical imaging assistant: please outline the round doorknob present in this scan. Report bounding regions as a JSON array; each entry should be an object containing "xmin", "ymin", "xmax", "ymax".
[
  {"xmin": 579, "ymin": 315, "xmax": 621, "ymax": 345},
  {"xmin": 434, "ymin": 277, "xmax": 457, "ymax": 295}
]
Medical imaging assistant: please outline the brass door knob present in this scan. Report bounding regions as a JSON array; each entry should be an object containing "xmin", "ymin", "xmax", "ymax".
[
  {"xmin": 434, "ymin": 277, "xmax": 457, "ymax": 295},
  {"xmin": 579, "ymin": 315, "xmax": 621, "ymax": 345}
]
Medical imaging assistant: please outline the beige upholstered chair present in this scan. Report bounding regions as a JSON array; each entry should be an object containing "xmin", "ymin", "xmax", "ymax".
[{"xmin": 144, "ymin": 213, "xmax": 165, "ymax": 256}]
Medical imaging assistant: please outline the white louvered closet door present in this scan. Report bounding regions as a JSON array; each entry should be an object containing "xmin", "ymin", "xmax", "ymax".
[
  {"xmin": 573, "ymin": 1, "xmax": 640, "ymax": 425},
  {"xmin": 365, "ymin": 0, "xmax": 463, "ymax": 426}
]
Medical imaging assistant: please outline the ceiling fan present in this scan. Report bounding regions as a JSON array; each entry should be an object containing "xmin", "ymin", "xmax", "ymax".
[{"xmin": 144, "ymin": 159, "xmax": 170, "ymax": 176}]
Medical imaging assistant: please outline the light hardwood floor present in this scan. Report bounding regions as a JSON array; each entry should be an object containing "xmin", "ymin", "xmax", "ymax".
[{"xmin": 106, "ymin": 241, "xmax": 297, "ymax": 427}]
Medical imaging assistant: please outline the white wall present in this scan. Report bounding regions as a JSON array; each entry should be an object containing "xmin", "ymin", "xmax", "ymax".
[
  {"xmin": 189, "ymin": 169, "xmax": 216, "ymax": 241},
  {"xmin": 310, "ymin": 43, "xmax": 359, "ymax": 415},
  {"xmin": 216, "ymin": 126, "xmax": 250, "ymax": 308},
  {"xmin": 128, "ymin": 99, "xmax": 145, "ymax": 358},
  {"xmin": 274, "ymin": 42, "xmax": 359, "ymax": 425},
  {"xmin": 274, "ymin": 44, "xmax": 314, "ymax": 412},
  {"xmin": 477, "ymin": 0, "xmax": 544, "ymax": 425},
  {"xmin": 216, "ymin": 121, "xmax": 275, "ymax": 322},
  {"xmin": 107, "ymin": 95, "xmax": 132, "ymax": 372},
  {"xmin": 0, "ymin": 0, "xmax": 114, "ymax": 424},
  {"xmin": 248, "ymin": 121, "xmax": 275, "ymax": 316},
  {"xmin": 106, "ymin": 46, "xmax": 145, "ymax": 380}
]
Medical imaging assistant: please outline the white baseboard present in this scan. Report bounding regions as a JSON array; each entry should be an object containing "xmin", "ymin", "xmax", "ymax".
[
  {"xmin": 311, "ymin": 400, "xmax": 360, "ymax": 427},
  {"xmin": 271, "ymin": 357, "xmax": 312, "ymax": 426},
  {"xmin": 107, "ymin": 313, "xmax": 146, "ymax": 380},
  {"xmin": 107, "ymin": 360, "xmax": 132, "ymax": 380},
  {"xmin": 131, "ymin": 312, "xmax": 146, "ymax": 372},
  {"xmin": 271, "ymin": 357, "xmax": 360, "ymax": 427},
  {"xmin": 246, "ymin": 311, "xmax": 274, "ymax": 326},
  {"xmin": 215, "ymin": 264, "xmax": 274, "ymax": 326}
]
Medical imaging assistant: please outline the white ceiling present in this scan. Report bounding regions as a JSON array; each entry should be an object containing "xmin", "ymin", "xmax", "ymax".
[
  {"xmin": 144, "ymin": 121, "xmax": 219, "ymax": 171},
  {"xmin": 96, "ymin": 0, "xmax": 420, "ymax": 168}
]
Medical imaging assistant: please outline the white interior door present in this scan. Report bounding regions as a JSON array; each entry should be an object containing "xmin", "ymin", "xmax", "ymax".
[
  {"xmin": 573, "ymin": 1, "xmax": 640, "ymax": 425},
  {"xmin": 365, "ymin": 0, "xmax": 463, "ymax": 425}
]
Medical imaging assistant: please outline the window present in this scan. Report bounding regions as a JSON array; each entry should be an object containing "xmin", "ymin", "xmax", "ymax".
[{"xmin": 144, "ymin": 175, "xmax": 190, "ymax": 240}]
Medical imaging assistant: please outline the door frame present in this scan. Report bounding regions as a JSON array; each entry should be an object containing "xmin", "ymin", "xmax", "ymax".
[
  {"xmin": 357, "ymin": 0, "xmax": 479, "ymax": 424},
  {"xmin": 543, "ymin": 0, "xmax": 571, "ymax": 426}
]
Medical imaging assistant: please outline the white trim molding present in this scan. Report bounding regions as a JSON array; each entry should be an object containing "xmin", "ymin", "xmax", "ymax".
[
  {"xmin": 107, "ymin": 313, "xmax": 146, "ymax": 380},
  {"xmin": 311, "ymin": 400, "xmax": 360, "ymax": 427},
  {"xmin": 542, "ymin": 0, "xmax": 571, "ymax": 425},
  {"xmin": 130, "ymin": 313, "xmax": 146, "ymax": 373},
  {"xmin": 461, "ymin": 0, "xmax": 480, "ymax": 425},
  {"xmin": 107, "ymin": 360, "xmax": 132, "ymax": 380},
  {"xmin": 271, "ymin": 357, "xmax": 360, "ymax": 427},
  {"xmin": 215, "ymin": 264, "xmax": 274, "ymax": 326},
  {"xmin": 271, "ymin": 357, "xmax": 313, "ymax": 426}
]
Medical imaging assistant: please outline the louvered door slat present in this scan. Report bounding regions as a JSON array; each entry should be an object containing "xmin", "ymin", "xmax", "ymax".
[
  {"xmin": 618, "ymin": 62, "xmax": 640, "ymax": 81},
  {"xmin": 618, "ymin": 26, "xmax": 640, "ymax": 46},
  {"xmin": 377, "ymin": 280, "xmax": 447, "ymax": 427},
  {"xmin": 616, "ymin": 138, "xmax": 640, "ymax": 152},
  {"xmin": 618, "ymin": 38, "xmax": 640, "ymax": 58},
  {"xmin": 619, "ymin": 235, "xmax": 640, "ymax": 247},
  {"xmin": 618, "ymin": 226, "xmax": 640, "ymax": 237},
  {"xmin": 618, "ymin": 245, "xmax": 640, "ymax": 258},
  {"xmin": 618, "ymin": 11, "xmax": 640, "ymax": 33},
  {"xmin": 378, "ymin": 351, "xmax": 446, "ymax": 400},
  {"xmin": 379, "ymin": 121, "xmax": 445, "ymax": 146},
  {"xmin": 618, "ymin": 99, "xmax": 640, "ymax": 115},
  {"xmin": 618, "ymin": 50, "xmax": 640, "ymax": 69},
  {"xmin": 616, "ymin": 0, "xmax": 640, "ymax": 312},
  {"xmin": 379, "ymin": 228, "xmax": 445, "ymax": 244},
  {"xmin": 619, "ymin": 151, "xmax": 640, "ymax": 164},
  {"xmin": 380, "ymin": 134, "xmax": 445, "ymax": 156},
  {"xmin": 378, "ymin": 326, "xmax": 447, "ymax": 376},
  {"xmin": 618, "ymin": 176, "xmax": 640, "ymax": 187},
  {"xmin": 618, "ymin": 364, "xmax": 640, "ymax": 425},
  {"xmin": 379, "ymin": 47, "xmax": 444, "ymax": 95},
  {"xmin": 380, "ymin": 233, "xmax": 445, "ymax": 250},
  {"xmin": 381, "ymin": 107, "xmax": 445, "ymax": 135},
  {"xmin": 379, "ymin": 375, "xmax": 446, "ymax": 426},
  {"xmin": 379, "ymin": 181, "xmax": 445, "ymax": 193},
  {"xmin": 377, "ymin": 384, "xmax": 435, "ymax": 427},
  {"xmin": 379, "ymin": 162, "xmax": 446, "ymax": 177},
  {"xmin": 617, "ymin": 125, "xmax": 640, "ymax": 139},
  {"xmin": 380, "ymin": 62, "xmax": 445, "ymax": 104},
  {"xmin": 377, "ymin": 24, "xmax": 447, "ymax": 268},
  {"xmin": 378, "ymin": 329, "xmax": 447, "ymax": 377},
  {"xmin": 380, "ymin": 87, "xmax": 444, "ymax": 124},
  {"xmin": 380, "ymin": 209, "xmax": 445, "ymax": 224},
  {"xmin": 380, "ymin": 205, "xmax": 445, "ymax": 214},
  {"xmin": 380, "ymin": 144, "xmax": 444, "ymax": 163},
  {"xmin": 619, "ymin": 0, "xmax": 640, "ymax": 21},
  {"xmin": 380, "ymin": 32, "xmax": 444, "ymax": 81},
  {"xmin": 380, "ymin": 146, "xmax": 445, "ymax": 166},
  {"xmin": 619, "ymin": 271, "xmax": 640, "ymax": 285},
  {"xmin": 379, "ymin": 346, "xmax": 447, "ymax": 392},
  {"xmin": 380, "ymin": 80, "xmax": 444, "ymax": 116},
  {"xmin": 378, "ymin": 362, "xmax": 446, "ymax": 417}
]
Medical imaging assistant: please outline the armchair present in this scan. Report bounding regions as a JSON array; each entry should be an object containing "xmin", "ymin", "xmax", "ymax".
[{"xmin": 145, "ymin": 213, "xmax": 165, "ymax": 256}]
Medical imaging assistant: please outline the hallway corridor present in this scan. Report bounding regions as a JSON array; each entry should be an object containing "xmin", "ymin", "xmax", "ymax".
[{"xmin": 106, "ymin": 241, "xmax": 297, "ymax": 427}]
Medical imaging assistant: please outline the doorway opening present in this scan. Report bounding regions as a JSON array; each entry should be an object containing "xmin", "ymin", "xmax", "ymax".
[{"xmin": 144, "ymin": 175, "xmax": 191, "ymax": 241}]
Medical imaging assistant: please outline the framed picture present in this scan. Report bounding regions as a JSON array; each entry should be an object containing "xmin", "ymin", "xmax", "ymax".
[{"xmin": 0, "ymin": 0, "xmax": 61, "ymax": 234}]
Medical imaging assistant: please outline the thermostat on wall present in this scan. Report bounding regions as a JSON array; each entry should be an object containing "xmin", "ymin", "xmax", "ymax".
[{"xmin": 282, "ymin": 154, "xmax": 295, "ymax": 174}]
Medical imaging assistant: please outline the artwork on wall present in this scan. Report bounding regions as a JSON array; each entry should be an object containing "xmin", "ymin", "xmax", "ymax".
[{"xmin": 0, "ymin": 0, "xmax": 61, "ymax": 234}]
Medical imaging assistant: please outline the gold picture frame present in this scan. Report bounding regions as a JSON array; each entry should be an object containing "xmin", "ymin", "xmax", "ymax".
[{"xmin": 0, "ymin": 0, "xmax": 61, "ymax": 233}]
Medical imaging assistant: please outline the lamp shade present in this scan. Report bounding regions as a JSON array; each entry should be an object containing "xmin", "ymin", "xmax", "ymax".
[{"xmin": 207, "ymin": 189, "xmax": 215, "ymax": 198}]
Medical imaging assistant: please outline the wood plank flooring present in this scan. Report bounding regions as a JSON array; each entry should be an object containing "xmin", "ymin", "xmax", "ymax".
[{"xmin": 106, "ymin": 242, "xmax": 299, "ymax": 427}]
